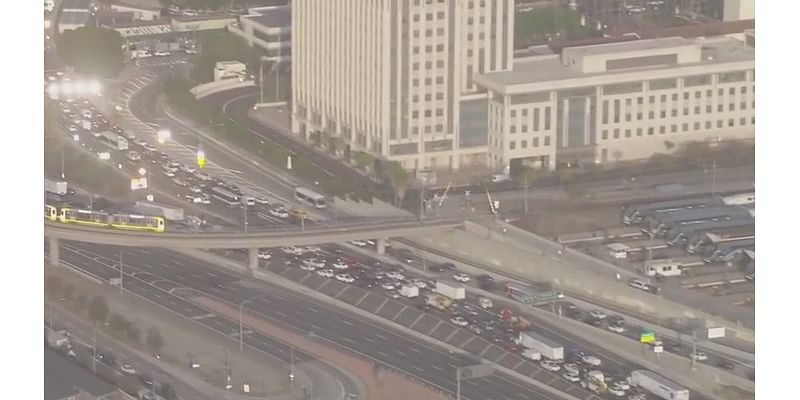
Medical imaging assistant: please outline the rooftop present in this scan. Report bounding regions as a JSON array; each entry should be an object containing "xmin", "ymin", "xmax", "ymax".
[
  {"xmin": 476, "ymin": 36, "xmax": 754, "ymax": 91},
  {"xmin": 110, "ymin": 0, "xmax": 162, "ymax": 11},
  {"xmin": 172, "ymin": 13, "xmax": 236, "ymax": 22},
  {"xmin": 244, "ymin": 6, "xmax": 291, "ymax": 28},
  {"xmin": 62, "ymin": 0, "xmax": 91, "ymax": 10},
  {"xmin": 45, "ymin": 348, "xmax": 117, "ymax": 400},
  {"xmin": 605, "ymin": 19, "xmax": 755, "ymax": 40},
  {"xmin": 60, "ymin": 11, "xmax": 91, "ymax": 26}
]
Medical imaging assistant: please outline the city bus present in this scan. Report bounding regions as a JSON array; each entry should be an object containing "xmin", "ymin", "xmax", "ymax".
[
  {"xmin": 505, "ymin": 283, "xmax": 564, "ymax": 306},
  {"xmin": 295, "ymin": 187, "xmax": 326, "ymax": 209},
  {"xmin": 209, "ymin": 186, "xmax": 241, "ymax": 207}
]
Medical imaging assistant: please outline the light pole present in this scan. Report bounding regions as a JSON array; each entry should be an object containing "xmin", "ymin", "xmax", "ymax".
[
  {"xmin": 138, "ymin": 167, "xmax": 149, "ymax": 200},
  {"xmin": 243, "ymin": 202, "xmax": 249, "ymax": 234},
  {"xmin": 119, "ymin": 249, "xmax": 124, "ymax": 298},
  {"xmin": 259, "ymin": 56, "xmax": 266, "ymax": 104},
  {"xmin": 239, "ymin": 295, "xmax": 262, "ymax": 352},
  {"xmin": 456, "ymin": 367, "xmax": 462, "ymax": 400}
]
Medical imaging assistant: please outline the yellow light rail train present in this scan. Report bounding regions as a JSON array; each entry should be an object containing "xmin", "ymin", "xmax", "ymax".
[{"xmin": 45, "ymin": 205, "xmax": 165, "ymax": 233}]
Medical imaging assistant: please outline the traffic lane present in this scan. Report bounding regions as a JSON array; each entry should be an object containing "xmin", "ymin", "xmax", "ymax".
[
  {"xmin": 128, "ymin": 72, "xmax": 300, "ymax": 206},
  {"xmin": 58, "ymin": 244, "xmax": 318, "ymax": 367},
  {"xmin": 64, "ymin": 244, "xmax": 573, "ymax": 400},
  {"xmin": 48, "ymin": 309, "xmax": 212, "ymax": 400}
]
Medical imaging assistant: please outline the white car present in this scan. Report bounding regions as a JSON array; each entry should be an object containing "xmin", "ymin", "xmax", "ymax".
[
  {"xmin": 608, "ymin": 387, "xmax": 627, "ymax": 397},
  {"xmin": 200, "ymin": 195, "xmax": 211, "ymax": 205},
  {"xmin": 335, "ymin": 273, "xmax": 355, "ymax": 283},
  {"xmin": 189, "ymin": 186, "xmax": 202, "ymax": 194},
  {"xmin": 450, "ymin": 316, "xmax": 468, "ymax": 327},
  {"xmin": 589, "ymin": 310, "xmax": 607, "ymax": 320},
  {"xmin": 303, "ymin": 259, "xmax": 326, "ymax": 269},
  {"xmin": 349, "ymin": 240, "xmax": 368, "ymax": 247},
  {"xmin": 316, "ymin": 269, "xmax": 334, "ymax": 278},
  {"xmin": 627, "ymin": 394, "xmax": 647, "ymax": 400},
  {"xmin": 628, "ymin": 278, "xmax": 650, "ymax": 291},
  {"xmin": 119, "ymin": 363, "xmax": 136, "ymax": 375},
  {"xmin": 540, "ymin": 360, "xmax": 561, "ymax": 372},
  {"xmin": 255, "ymin": 197, "xmax": 270, "ymax": 205},
  {"xmin": 690, "ymin": 351, "xmax": 708, "ymax": 361},
  {"xmin": 562, "ymin": 372, "xmax": 580, "ymax": 382},
  {"xmin": 453, "ymin": 273, "xmax": 471, "ymax": 283},
  {"xmin": 386, "ymin": 271, "xmax": 405, "ymax": 280},
  {"xmin": 163, "ymin": 170, "xmax": 176, "ymax": 178},
  {"xmin": 154, "ymin": 51, "xmax": 171, "ymax": 57},
  {"xmin": 185, "ymin": 48, "xmax": 198, "ymax": 55},
  {"xmin": 613, "ymin": 381, "xmax": 631, "ymax": 391},
  {"xmin": 562, "ymin": 363, "xmax": 580, "ymax": 376},
  {"xmin": 68, "ymin": 125, "xmax": 78, "ymax": 133},
  {"xmin": 607, "ymin": 324, "xmax": 626, "ymax": 334},
  {"xmin": 300, "ymin": 263, "xmax": 316, "ymax": 272},
  {"xmin": 412, "ymin": 279, "xmax": 428, "ymax": 289},
  {"xmin": 257, "ymin": 250, "xmax": 271, "ymax": 260},
  {"xmin": 185, "ymin": 195, "xmax": 202, "ymax": 204},
  {"xmin": 580, "ymin": 355, "xmax": 602, "ymax": 366},
  {"xmin": 388, "ymin": 291, "xmax": 400, "ymax": 299},
  {"xmin": 303, "ymin": 246, "xmax": 322, "ymax": 253},
  {"xmin": 381, "ymin": 282, "xmax": 397, "ymax": 291},
  {"xmin": 269, "ymin": 208, "xmax": 289, "ymax": 218},
  {"xmin": 332, "ymin": 260, "xmax": 349, "ymax": 270},
  {"xmin": 281, "ymin": 246, "xmax": 303, "ymax": 255}
]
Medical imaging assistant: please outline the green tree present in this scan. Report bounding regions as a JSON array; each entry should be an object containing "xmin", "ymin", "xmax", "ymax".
[
  {"xmin": 518, "ymin": 167, "xmax": 539, "ymax": 214},
  {"xmin": 88, "ymin": 296, "xmax": 109, "ymax": 323},
  {"xmin": 108, "ymin": 313, "xmax": 130, "ymax": 333},
  {"xmin": 57, "ymin": 27, "xmax": 125, "ymax": 78},
  {"xmin": 146, "ymin": 326, "xmax": 165, "ymax": 352},
  {"xmin": 353, "ymin": 151, "xmax": 374, "ymax": 172},
  {"xmin": 45, "ymin": 275, "xmax": 64, "ymax": 299},
  {"xmin": 387, "ymin": 161, "xmax": 409, "ymax": 207}
]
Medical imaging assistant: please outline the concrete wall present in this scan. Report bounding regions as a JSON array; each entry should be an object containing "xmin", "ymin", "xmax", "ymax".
[{"xmin": 190, "ymin": 80, "xmax": 255, "ymax": 100}]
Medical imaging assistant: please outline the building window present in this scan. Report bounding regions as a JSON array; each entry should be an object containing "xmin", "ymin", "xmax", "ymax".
[
  {"xmin": 412, "ymin": 95, "xmax": 419, "ymax": 102},
  {"xmin": 648, "ymin": 127, "xmax": 654, "ymax": 136},
  {"xmin": 660, "ymin": 110, "xmax": 666, "ymax": 118},
  {"xmin": 694, "ymin": 106, "xmax": 700, "ymax": 114},
  {"xmin": 637, "ymin": 97, "xmax": 643, "ymax": 105},
  {"xmin": 533, "ymin": 109, "xmax": 540, "ymax": 130},
  {"xmin": 649, "ymin": 96, "xmax": 655, "ymax": 104},
  {"xmin": 509, "ymin": 125, "xmax": 516, "ymax": 133},
  {"xmin": 729, "ymin": 103, "xmax": 735, "ymax": 111},
  {"xmin": 741, "ymin": 86, "xmax": 747, "ymax": 94},
  {"xmin": 412, "ymin": 111, "xmax": 419, "ymax": 118},
  {"xmin": 625, "ymin": 129, "xmax": 631, "ymax": 138},
  {"xmin": 533, "ymin": 137, "xmax": 539, "ymax": 147},
  {"xmin": 435, "ymin": 124, "xmax": 443, "ymax": 132},
  {"xmin": 544, "ymin": 107, "xmax": 551, "ymax": 130},
  {"xmin": 521, "ymin": 125, "xmax": 528, "ymax": 133},
  {"xmin": 659, "ymin": 126, "xmax": 666, "ymax": 134},
  {"xmin": 648, "ymin": 111, "xmax": 654, "ymax": 119},
  {"xmin": 705, "ymin": 121, "xmax": 712, "ymax": 130},
  {"xmin": 717, "ymin": 104, "xmax": 724, "ymax": 112},
  {"xmin": 706, "ymin": 105, "xmax": 712, "ymax": 113},
  {"xmin": 694, "ymin": 91, "xmax": 701, "ymax": 99},
  {"xmin": 413, "ymin": 79, "xmax": 419, "ymax": 86},
  {"xmin": 435, "ymin": 108, "xmax": 443, "ymax": 116},
  {"xmin": 602, "ymin": 130, "xmax": 608, "ymax": 140},
  {"xmin": 424, "ymin": 110, "xmax": 432, "ymax": 117},
  {"xmin": 626, "ymin": 114, "xmax": 632, "ymax": 122},
  {"xmin": 671, "ymin": 109, "xmax": 678, "ymax": 117},
  {"xmin": 636, "ymin": 128, "xmax": 642, "ymax": 137},
  {"xmin": 661, "ymin": 94, "xmax": 667, "ymax": 102},
  {"xmin": 613, "ymin": 129, "xmax": 620, "ymax": 139},
  {"xmin": 729, "ymin": 88, "xmax": 735, "ymax": 95},
  {"xmin": 682, "ymin": 123, "xmax": 688, "ymax": 132},
  {"xmin": 436, "ymin": 44, "xmax": 444, "ymax": 51},
  {"xmin": 718, "ymin": 89, "xmax": 724, "ymax": 96},
  {"xmin": 510, "ymin": 141, "xmax": 516, "ymax": 150},
  {"xmin": 510, "ymin": 110, "xmax": 516, "ymax": 118},
  {"xmin": 683, "ymin": 108, "xmax": 689, "ymax": 116},
  {"xmin": 425, "ymin": 93, "xmax": 432, "ymax": 101},
  {"xmin": 436, "ymin": 92, "xmax": 444, "ymax": 100},
  {"xmin": 728, "ymin": 119, "xmax": 735, "ymax": 127},
  {"xmin": 636, "ymin": 113, "xmax": 642, "ymax": 121},
  {"xmin": 740, "ymin": 117, "xmax": 747, "ymax": 126},
  {"xmin": 625, "ymin": 98, "xmax": 632, "ymax": 106},
  {"xmin": 436, "ymin": 77, "xmax": 444, "ymax": 84},
  {"xmin": 602, "ymin": 101, "xmax": 609, "ymax": 124},
  {"xmin": 717, "ymin": 120, "xmax": 723, "ymax": 128},
  {"xmin": 544, "ymin": 136, "xmax": 551, "ymax": 146},
  {"xmin": 683, "ymin": 92, "xmax": 690, "ymax": 100},
  {"xmin": 521, "ymin": 140, "xmax": 527, "ymax": 148},
  {"xmin": 694, "ymin": 122, "xmax": 700, "ymax": 130},
  {"xmin": 521, "ymin": 109, "xmax": 528, "ymax": 117},
  {"xmin": 740, "ymin": 102, "xmax": 747, "ymax": 110},
  {"xmin": 751, "ymin": 116, "xmax": 755, "ymax": 124},
  {"xmin": 672, "ymin": 93, "xmax": 678, "ymax": 101}
]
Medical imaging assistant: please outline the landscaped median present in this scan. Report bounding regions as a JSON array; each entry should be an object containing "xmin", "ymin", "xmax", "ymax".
[{"xmin": 163, "ymin": 76, "xmax": 380, "ymax": 203}]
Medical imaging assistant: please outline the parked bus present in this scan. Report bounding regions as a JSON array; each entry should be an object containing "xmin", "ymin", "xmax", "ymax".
[
  {"xmin": 99, "ymin": 130, "xmax": 129, "ymax": 151},
  {"xmin": 210, "ymin": 186, "xmax": 241, "ymax": 207},
  {"xmin": 505, "ymin": 283, "xmax": 563, "ymax": 306},
  {"xmin": 295, "ymin": 187, "xmax": 326, "ymax": 209}
]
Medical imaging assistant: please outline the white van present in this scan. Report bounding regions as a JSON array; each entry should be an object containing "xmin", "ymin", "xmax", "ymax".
[
  {"xmin": 126, "ymin": 151, "xmax": 141, "ymax": 162},
  {"xmin": 628, "ymin": 278, "xmax": 650, "ymax": 291}
]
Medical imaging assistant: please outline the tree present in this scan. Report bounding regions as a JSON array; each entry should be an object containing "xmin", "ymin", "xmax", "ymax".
[
  {"xmin": 108, "ymin": 313, "xmax": 130, "ymax": 333},
  {"xmin": 45, "ymin": 275, "xmax": 64, "ymax": 299},
  {"xmin": 146, "ymin": 326, "xmax": 165, "ymax": 352},
  {"xmin": 57, "ymin": 26, "xmax": 125, "ymax": 78},
  {"xmin": 663, "ymin": 140, "xmax": 676, "ymax": 151},
  {"xmin": 386, "ymin": 161, "xmax": 409, "ymax": 207},
  {"xmin": 88, "ymin": 296, "xmax": 109, "ymax": 323},
  {"xmin": 353, "ymin": 151, "xmax": 374, "ymax": 172},
  {"xmin": 518, "ymin": 167, "xmax": 539, "ymax": 214}
]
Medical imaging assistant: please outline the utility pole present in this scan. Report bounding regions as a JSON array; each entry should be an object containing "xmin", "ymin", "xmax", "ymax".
[
  {"xmin": 259, "ymin": 58, "xmax": 264, "ymax": 104},
  {"xmin": 60, "ymin": 148, "xmax": 65, "ymax": 179},
  {"xmin": 711, "ymin": 160, "xmax": 717, "ymax": 196},
  {"xmin": 419, "ymin": 179, "xmax": 426, "ymax": 221},
  {"xmin": 119, "ymin": 249, "xmax": 124, "ymax": 298},
  {"xmin": 243, "ymin": 202, "xmax": 249, "ymax": 234},
  {"xmin": 456, "ymin": 367, "xmax": 461, "ymax": 400},
  {"xmin": 289, "ymin": 345, "xmax": 295, "ymax": 390}
]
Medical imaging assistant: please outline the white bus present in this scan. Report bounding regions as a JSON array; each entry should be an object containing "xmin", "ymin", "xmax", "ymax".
[
  {"xmin": 295, "ymin": 187, "xmax": 326, "ymax": 209},
  {"xmin": 210, "ymin": 186, "xmax": 241, "ymax": 207}
]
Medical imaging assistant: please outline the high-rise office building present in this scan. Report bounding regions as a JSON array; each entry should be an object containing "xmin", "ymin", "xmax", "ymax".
[{"xmin": 291, "ymin": 0, "xmax": 514, "ymax": 171}]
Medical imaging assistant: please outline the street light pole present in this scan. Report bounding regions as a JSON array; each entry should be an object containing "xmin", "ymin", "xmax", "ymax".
[
  {"xmin": 243, "ymin": 203, "xmax": 249, "ymax": 234},
  {"xmin": 711, "ymin": 160, "xmax": 717, "ymax": 196},
  {"xmin": 419, "ymin": 178, "xmax": 426, "ymax": 221},
  {"xmin": 119, "ymin": 249, "xmax": 124, "ymax": 298},
  {"xmin": 239, "ymin": 295, "xmax": 262, "ymax": 352},
  {"xmin": 456, "ymin": 367, "xmax": 461, "ymax": 400},
  {"xmin": 290, "ymin": 345, "xmax": 295, "ymax": 390},
  {"xmin": 60, "ymin": 147, "xmax": 65, "ymax": 179},
  {"xmin": 259, "ymin": 58, "xmax": 264, "ymax": 104}
]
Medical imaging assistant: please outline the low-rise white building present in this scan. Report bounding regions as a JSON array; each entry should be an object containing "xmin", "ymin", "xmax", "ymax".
[
  {"xmin": 228, "ymin": 5, "xmax": 291, "ymax": 62},
  {"xmin": 214, "ymin": 61, "xmax": 247, "ymax": 82},
  {"xmin": 108, "ymin": 1, "xmax": 161, "ymax": 21},
  {"xmin": 474, "ymin": 36, "xmax": 754, "ymax": 172}
]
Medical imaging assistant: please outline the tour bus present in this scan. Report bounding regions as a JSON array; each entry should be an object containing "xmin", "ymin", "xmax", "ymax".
[
  {"xmin": 210, "ymin": 186, "xmax": 241, "ymax": 207},
  {"xmin": 295, "ymin": 187, "xmax": 326, "ymax": 209}
]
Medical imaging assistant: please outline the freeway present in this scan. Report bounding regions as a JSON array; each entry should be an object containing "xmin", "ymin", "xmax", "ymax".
[
  {"xmin": 54, "ymin": 242, "xmax": 578, "ymax": 400},
  {"xmin": 44, "ymin": 217, "xmax": 462, "ymax": 248}
]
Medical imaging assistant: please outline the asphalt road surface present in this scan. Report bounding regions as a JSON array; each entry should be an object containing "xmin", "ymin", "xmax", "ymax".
[{"xmin": 55, "ymin": 242, "xmax": 584, "ymax": 400}]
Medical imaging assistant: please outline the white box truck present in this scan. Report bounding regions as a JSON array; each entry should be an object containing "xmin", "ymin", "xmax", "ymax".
[
  {"xmin": 518, "ymin": 332, "xmax": 564, "ymax": 360},
  {"xmin": 399, "ymin": 285, "xmax": 419, "ymax": 298},
  {"xmin": 435, "ymin": 281, "xmax": 465, "ymax": 300},
  {"xmin": 134, "ymin": 201, "xmax": 185, "ymax": 221},
  {"xmin": 45, "ymin": 178, "xmax": 68, "ymax": 195},
  {"xmin": 629, "ymin": 370, "xmax": 689, "ymax": 400}
]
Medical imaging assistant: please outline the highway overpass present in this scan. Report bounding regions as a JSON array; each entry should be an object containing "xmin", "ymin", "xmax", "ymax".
[{"xmin": 45, "ymin": 217, "xmax": 465, "ymax": 269}]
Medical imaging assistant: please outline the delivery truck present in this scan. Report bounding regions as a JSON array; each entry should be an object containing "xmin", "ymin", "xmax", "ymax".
[
  {"xmin": 45, "ymin": 178, "xmax": 68, "ymax": 195},
  {"xmin": 629, "ymin": 370, "xmax": 689, "ymax": 400},
  {"xmin": 518, "ymin": 332, "xmax": 564, "ymax": 360},
  {"xmin": 435, "ymin": 281, "xmax": 465, "ymax": 300},
  {"xmin": 400, "ymin": 284, "xmax": 419, "ymax": 298},
  {"xmin": 134, "ymin": 201, "xmax": 184, "ymax": 221}
]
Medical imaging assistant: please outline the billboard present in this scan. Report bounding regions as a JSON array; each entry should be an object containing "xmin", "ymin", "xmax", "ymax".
[{"xmin": 130, "ymin": 177, "xmax": 148, "ymax": 190}]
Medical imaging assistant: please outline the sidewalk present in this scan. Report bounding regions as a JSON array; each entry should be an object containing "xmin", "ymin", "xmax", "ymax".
[{"xmin": 46, "ymin": 264, "xmax": 295, "ymax": 399}]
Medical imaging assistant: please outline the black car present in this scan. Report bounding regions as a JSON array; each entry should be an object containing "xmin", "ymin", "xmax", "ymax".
[
  {"xmin": 716, "ymin": 359, "xmax": 736, "ymax": 370},
  {"xmin": 607, "ymin": 315, "xmax": 625, "ymax": 325},
  {"xmin": 139, "ymin": 373, "xmax": 154, "ymax": 386},
  {"xmin": 560, "ymin": 302, "xmax": 579, "ymax": 315},
  {"xmin": 475, "ymin": 274, "xmax": 497, "ymax": 290}
]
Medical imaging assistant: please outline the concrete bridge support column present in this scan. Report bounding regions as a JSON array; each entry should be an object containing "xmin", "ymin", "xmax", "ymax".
[
  {"xmin": 48, "ymin": 237, "xmax": 59, "ymax": 266},
  {"xmin": 248, "ymin": 248, "xmax": 259, "ymax": 271},
  {"xmin": 377, "ymin": 238, "xmax": 387, "ymax": 255}
]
